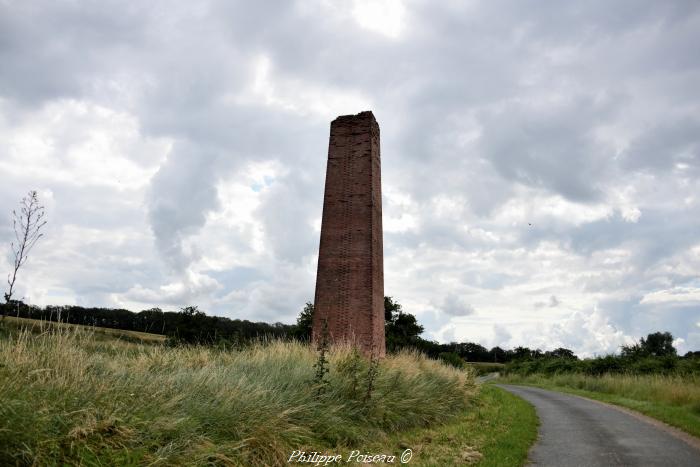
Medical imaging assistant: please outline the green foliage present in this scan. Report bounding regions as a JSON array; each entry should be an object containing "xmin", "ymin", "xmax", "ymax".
[
  {"xmin": 438, "ymin": 351, "xmax": 465, "ymax": 369},
  {"xmin": 622, "ymin": 331, "xmax": 677, "ymax": 358},
  {"xmin": 384, "ymin": 296, "xmax": 425, "ymax": 352},
  {"xmin": 363, "ymin": 355, "xmax": 380, "ymax": 402},
  {"xmin": 505, "ymin": 353, "xmax": 700, "ymax": 377},
  {"xmin": 293, "ymin": 302, "xmax": 314, "ymax": 342},
  {"xmin": 0, "ymin": 326, "xmax": 474, "ymax": 465},
  {"xmin": 384, "ymin": 295, "xmax": 402, "ymax": 321},
  {"xmin": 336, "ymin": 347, "xmax": 365, "ymax": 399},
  {"xmin": 466, "ymin": 362, "xmax": 505, "ymax": 376},
  {"xmin": 548, "ymin": 347, "xmax": 577, "ymax": 359},
  {"xmin": 505, "ymin": 331, "xmax": 697, "ymax": 378}
]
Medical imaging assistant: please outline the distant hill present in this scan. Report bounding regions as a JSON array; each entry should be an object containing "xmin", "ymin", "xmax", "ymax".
[{"xmin": 2, "ymin": 316, "xmax": 166, "ymax": 344}]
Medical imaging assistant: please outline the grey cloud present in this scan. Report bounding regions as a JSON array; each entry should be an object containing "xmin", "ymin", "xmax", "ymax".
[
  {"xmin": 256, "ymin": 169, "xmax": 322, "ymax": 264},
  {"xmin": 479, "ymin": 96, "xmax": 618, "ymax": 202},
  {"xmin": 208, "ymin": 267, "xmax": 263, "ymax": 289},
  {"xmin": 437, "ymin": 294, "xmax": 475, "ymax": 317},
  {"xmin": 147, "ymin": 141, "xmax": 222, "ymax": 273},
  {"xmin": 0, "ymin": 1, "xmax": 152, "ymax": 106},
  {"xmin": 569, "ymin": 208, "xmax": 700, "ymax": 264},
  {"xmin": 622, "ymin": 118, "xmax": 700, "ymax": 173},
  {"xmin": 535, "ymin": 295, "xmax": 561, "ymax": 309}
]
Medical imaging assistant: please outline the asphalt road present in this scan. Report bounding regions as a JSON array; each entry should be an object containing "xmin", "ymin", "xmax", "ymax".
[
  {"xmin": 498, "ymin": 384, "xmax": 700, "ymax": 467},
  {"xmin": 475, "ymin": 372, "xmax": 500, "ymax": 383}
]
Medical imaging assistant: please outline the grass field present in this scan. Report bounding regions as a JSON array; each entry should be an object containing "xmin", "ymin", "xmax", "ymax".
[
  {"xmin": 1, "ymin": 315, "xmax": 166, "ymax": 343},
  {"xmin": 0, "ymin": 321, "xmax": 538, "ymax": 465},
  {"xmin": 499, "ymin": 373, "xmax": 700, "ymax": 438}
]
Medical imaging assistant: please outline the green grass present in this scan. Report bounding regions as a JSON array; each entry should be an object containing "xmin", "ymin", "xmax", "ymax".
[
  {"xmin": 365, "ymin": 385, "xmax": 537, "ymax": 466},
  {"xmin": 499, "ymin": 373, "xmax": 700, "ymax": 438},
  {"xmin": 0, "ymin": 323, "xmax": 483, "ymax": 466}
]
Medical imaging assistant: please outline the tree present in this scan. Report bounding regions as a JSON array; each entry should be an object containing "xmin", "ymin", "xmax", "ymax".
[
  {"xmin": 641, "ymin": 332, "xmax": 676, "ymax": 357},
  {"xmin": 546, "ymin": 348, "xmax": 578, "ymax": 360},
  {"xmin": 385, "ymin": 296, "xmax": 424, "ymax": 351},
  {"xmin": 622, "ymin": 331, "xmax": 676, "ymax": 358},
  {"xmin": 384, "ymin": 296, "xmax": 402, "ymax": 322},
  {"xmin": 489, "ymin": 346, "xmax": 507, "ymax": 363},
  {"xmin": 512, "ymin": 346, "xmax": 536, "ymax": 361},
  {"xmin": 4, "ymin": 191, "xmax": 47, "ymax": 317},
  {"xmin": 293, "ymin": 302, "xmax": 314, "ymax": 341}
]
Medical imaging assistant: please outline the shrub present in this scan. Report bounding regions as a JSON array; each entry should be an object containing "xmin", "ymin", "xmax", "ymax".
[{"xmin": 438, "ymin": 351, "xmax": 465, "ymax": 369}]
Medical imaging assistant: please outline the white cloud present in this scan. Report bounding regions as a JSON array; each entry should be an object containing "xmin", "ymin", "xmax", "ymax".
[
  {"xmin": 544, "ymin": 307, "xmax": 636, "ymax": 357},
  {"xmin": 640, "ymin": 287, "xmax": 700, "ymax": 305},
  {"xmin": 1, "ymin": 99, "xmax": 169, "ymax": 190},
  {"xmin": 352, "ymin": 0, "xmax": 406, "ymax": 38}
]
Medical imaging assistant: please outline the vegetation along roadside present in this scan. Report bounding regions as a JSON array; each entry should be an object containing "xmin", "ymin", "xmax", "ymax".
[
  {"xmin": 499, "ymin": 332, "xmax": 700, "ymax": 438},
  {"xmin": 0, "ymin": 320, "xmax": 539, "ymax": 466}
]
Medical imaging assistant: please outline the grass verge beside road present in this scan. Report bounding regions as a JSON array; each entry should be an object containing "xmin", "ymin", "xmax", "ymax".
[
  {"xmin": 371, "ymin": 384, "xmax": 537, "ymax": 466},
  {"xmin": 0, "ymin": 320, "xmax": 539, "ymax": 466},
  {"xmin": 498, "ymin": 373, "xmax": 700, "ymax": 438}
]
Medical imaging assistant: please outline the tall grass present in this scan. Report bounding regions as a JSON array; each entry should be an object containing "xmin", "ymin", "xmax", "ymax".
[
  {"xmin": 501, "ymin": 373, "xmax": 700, "ymax": 409},
  {"xmin": 0, "ymin": 325, "xmax": 475, "ymax": 466}
]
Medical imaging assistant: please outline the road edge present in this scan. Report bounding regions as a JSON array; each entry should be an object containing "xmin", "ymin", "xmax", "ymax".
[{"xmin": 497, "ymin": 383, "xmax": 700, "ymax": 453}]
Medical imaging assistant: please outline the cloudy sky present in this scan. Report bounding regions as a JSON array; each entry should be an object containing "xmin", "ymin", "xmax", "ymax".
[{"xmin": 2, "ymin": 0, "xmax": 699, "ymax": 356}]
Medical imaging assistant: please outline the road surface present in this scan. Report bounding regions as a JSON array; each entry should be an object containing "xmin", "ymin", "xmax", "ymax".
[{"xmin": 498, "ymin": 384, "xmax": 700, "ymax": 466}]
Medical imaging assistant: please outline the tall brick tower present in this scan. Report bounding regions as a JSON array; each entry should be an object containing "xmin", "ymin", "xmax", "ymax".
[{"xmin": 312, "ymin": 111, "xmax": 385, "ymax": 357}]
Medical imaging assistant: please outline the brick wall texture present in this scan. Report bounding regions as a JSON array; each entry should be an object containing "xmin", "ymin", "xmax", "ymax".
[{"xmin": 312, "ymin": 111, "xmax": 386, "ymax": 358}]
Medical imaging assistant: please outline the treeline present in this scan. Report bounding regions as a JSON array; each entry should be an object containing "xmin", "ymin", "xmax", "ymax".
[
  {"xmin": 0, "ymin": 297, "xmax": 600, "ymax": 364},
  {"xmin": 400, "ymin": 340, "xmax": 579, "ymax": 364},
  {"xmin": 0, "ymin": 301, "xmax": 296, "ymax": 345},
  {"xmin": 5, "ymin": 299, "xmax": 697, "ymax": 374},
  {"xmin": 505, "ymin": 331, "xmax": 700, "ymax": 376},
  {"xmin": 2, "ymin": 297, "xmax": 527, "ymax": 362}
]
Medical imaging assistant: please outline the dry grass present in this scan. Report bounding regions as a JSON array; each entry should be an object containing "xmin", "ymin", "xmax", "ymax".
[
  {"xmin": 0, "ymin": 324, "xmax": 475, "ymax": 466},
  {"xmin": 3, "ymin": 315, "xmax": 166, "ymax": 343}
]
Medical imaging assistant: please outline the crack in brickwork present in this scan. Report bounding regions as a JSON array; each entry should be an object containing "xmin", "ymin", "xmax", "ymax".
[{"xmin": 312, "ymin": 111, "xmax": 385, "ymax": 358}]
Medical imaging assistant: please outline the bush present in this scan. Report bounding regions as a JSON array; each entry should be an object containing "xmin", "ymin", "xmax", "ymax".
[
  {"xmin": 504, "ymin": 353, "xmax": 700, "ymax": 378},
  {"xmin": 438, "ymin": 351, "xmax": 465, "ymax": 369}
]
